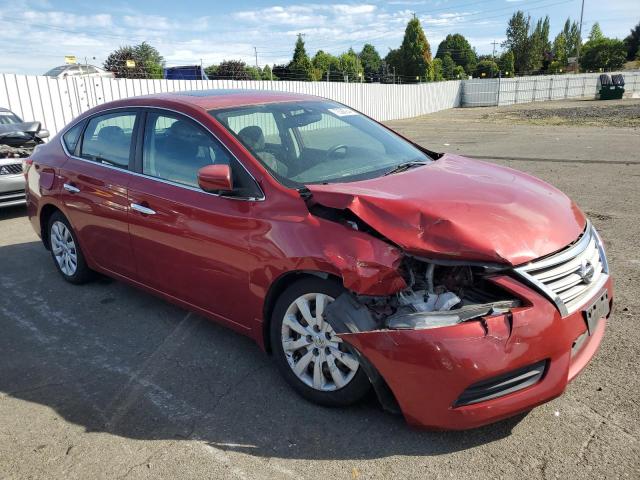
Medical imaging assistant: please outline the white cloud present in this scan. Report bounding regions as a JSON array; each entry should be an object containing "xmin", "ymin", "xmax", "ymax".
[
  {"xmin": 122, "ymin": 15, "xmax": 172, "ymax": 30},
  {"xmin": 22, "ymin": 10, "xmax": 112, "ymax": 28}
]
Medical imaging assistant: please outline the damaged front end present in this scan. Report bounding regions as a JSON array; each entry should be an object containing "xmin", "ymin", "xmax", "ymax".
[
  {"xmin": 324, "ymin": 257, "xmax": 522, "ymax": 415},
  {"xmin": 326, "ymin": 258, "xmax": 521, "ymax": 335}
]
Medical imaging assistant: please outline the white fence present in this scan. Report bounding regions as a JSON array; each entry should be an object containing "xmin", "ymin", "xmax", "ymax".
[
  {"xmin": 0, "ymin": 74, "xmax": 462, "ymax": 138},
  {"xmin": 462, "ymin": 71, "xmax": 640, "ymax": 107},
  {"xmin": 4, "ymin": 71, "xmax": 639, "ymax": 138}
]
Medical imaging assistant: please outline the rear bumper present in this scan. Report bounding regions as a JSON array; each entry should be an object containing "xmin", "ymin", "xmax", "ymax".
[{"xmin": 342, "ymin": 275, "xmax": 613, "ymax": 430}]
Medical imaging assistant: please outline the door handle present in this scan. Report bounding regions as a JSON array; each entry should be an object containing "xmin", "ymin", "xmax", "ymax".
[
  {"xmin": 131, "ymin": 203, "xmax": 156, "ymax": 215},
  {"xmin": 63, "ymin": 183, "xmax": 80, "ymax": 193}
]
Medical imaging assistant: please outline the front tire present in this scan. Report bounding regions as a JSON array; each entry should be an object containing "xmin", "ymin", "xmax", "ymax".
[
  {"xmin": 270, "ymin": 277, "xmax": 371, "ymax": 407},
  {"xmin": 48, "ymin": 211, "xmax": 92, "ymax": 284}
]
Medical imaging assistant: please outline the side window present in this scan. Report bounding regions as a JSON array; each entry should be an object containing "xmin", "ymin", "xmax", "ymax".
[
  {"xmin": 63, "ymin": 122, "xmax": 84, "ymax": 154},
  {"xmin": 143, "ymin": 112, "xmax": 233, "ymax": 188},
  {"xmin": 79, "ymin": 112, "xmax": 136, "ymax": 168},
  {"xmin": 220, "ymin": 110, "xmax": 290, "ymax": 177}
]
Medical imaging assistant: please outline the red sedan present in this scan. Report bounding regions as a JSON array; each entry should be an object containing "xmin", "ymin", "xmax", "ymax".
[{"xmin": 25, "ymin": 90, "xmax": 613, "ymax": 429}]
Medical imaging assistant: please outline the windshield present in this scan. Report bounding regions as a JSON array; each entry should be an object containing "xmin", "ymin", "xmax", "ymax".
[
  {"xmin": 44, "ymin": 66, "xmax": 68, "ymax": 76},
  {"xmin": 0, "ymin": 110, "xmax": 22, "ymax": 125},
  {"xmin": 210, "ymin": 101, "xmax": 431, "ymax": 185}
]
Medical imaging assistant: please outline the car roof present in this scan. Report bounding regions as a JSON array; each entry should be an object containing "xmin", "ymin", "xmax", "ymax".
[{"xmin": 112, "ymin": 89, "xmax": 327, "ymax": 111}]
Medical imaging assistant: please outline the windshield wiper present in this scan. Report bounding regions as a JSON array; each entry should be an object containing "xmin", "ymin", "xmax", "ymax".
[{"xmin": 383, "ymin": 161, "xmax": 429, "ymax": 176}]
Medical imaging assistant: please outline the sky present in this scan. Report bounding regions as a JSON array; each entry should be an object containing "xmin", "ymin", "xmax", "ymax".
[{"xmin": 0, "ymin": 0, "xmax": 637, "ymax": 75}]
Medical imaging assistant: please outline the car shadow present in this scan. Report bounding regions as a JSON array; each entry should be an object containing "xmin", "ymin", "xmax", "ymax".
[
  {"xmin": 0, "ymin": 204, "xmax": 26, "ymax": 220},
  {"xmin": 0, "ymin": 240, "xmax": 527, "ymax": 461}
]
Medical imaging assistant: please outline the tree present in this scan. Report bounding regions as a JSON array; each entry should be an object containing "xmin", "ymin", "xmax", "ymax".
[
  {"xmin": 552, "ymin": 32, "xmax": 568, "ymax": 67},
  {"xmin": 431, "ymin": 58, "xmax": 444, "ymax": 81},
  {"xmin": 338, "ymin": 48, "xmax": 364, "ymax": 82},
  {"xmin": 271, "ymin": 64, "xmax": 291, "ymax": 80},
  {"xmin": 474, "ymin": 60, "xmax": 499, "ymax": 78},
  {"xmin": 244, "ymin": 66, "xmax": 262, "ymax": 80},
  {"xmin": 498, "ymin": 50, "xmax": 515, "ymax": 76},
  {"xmin": 103, "ymin": 42, "xmax": 164, "ymax": 79},
  {"xmin": 288, "ymin": 34, "xmax": 314, "ymax": 81},
  {"xmin": 262, "ymin": 65, "xmax": 277, "ymax": 80},
  {"xmin": 384, "ymin": 48, "xmax": 402, "ymax": 82},
  {"xmin": 580, "ymin": 38, "xmax": 627, "ymax": 71},
  {"xmin": 441, "ymin": 54, "xmax": 456, "ymax": 79},
  {"xmin": 528, "ymin": 16, "xmax": 551, "ymax": 73},
  {"xmin": 503, "ymin": 11, "xmax": 531, "ymax": 74},
  {"xmin": 207, "ymin": 60, "xmax": 252, "ymax": 80},
  {"xmin": 453, "ymin": 65, "xmax": 467, "ymax": 79},
  {"xmin": 563, "ymin": 18, "xmax": 582, "ymax": 58},
  {"xmin": 312, "ymin": 50, "xmax": 340, "ymax": 81},
  {"xmin": 588, "ymin": 22, "xmax": 604, "ymax": 42},
  {"xmin": 435, "ymin": 34, "xmax": 477, "ymax": 75},
  {"xmin": 398, "ymin": 16, "xmax": 433, "ymax": 82},
  {"xmin": 624, "ymin": 21, "xmax": 640, "ymax": 61},
  {"xmin": 358, "ymin": 44, "xmax": 382, "ymax": 81},
  {"xmin": 204, "ymin": 64, "xmax": 218, "ymax": 78}
]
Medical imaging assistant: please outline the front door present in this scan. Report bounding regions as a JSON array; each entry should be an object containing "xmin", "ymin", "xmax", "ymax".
[
  {"xmin": 58, "ymin": 110, "xmax": 139, "ymax": 278},
  {"xmin": 127, "ymin": 110, "xmax": 263, "ymax": 330}
]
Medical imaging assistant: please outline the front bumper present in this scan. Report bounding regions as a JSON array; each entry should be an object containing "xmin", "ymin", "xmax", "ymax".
[
  {"xmin": 0, "ymin": 173, "xmax": 26, "ymax": 207},
  {"xmin": 341, "ymin": 275, "xmax": 613, "ymax": 430}
]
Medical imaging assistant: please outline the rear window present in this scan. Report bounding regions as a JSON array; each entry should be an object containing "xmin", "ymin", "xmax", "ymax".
[
  {"xmin": 79, "ymin": 112, "xmax": 137, "ymax": 168},
  {"xmin": 63, "ymin": 122, "xmax": 84, "ymax": 154},
  {"xmin": 0, "ymin": 110, "xmax": 21, "ymax": 125}
]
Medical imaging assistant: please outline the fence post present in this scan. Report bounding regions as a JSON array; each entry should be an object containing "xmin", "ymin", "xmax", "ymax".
[
  {"xmin": 548, "ymin": 77, "xmax": 553, "ymax": 100},
  {"xmin": 582, "ymin": 76, "xmax": 587, "ymax": 97},
  {"xmin": 514, "ymin": 78, "xmax": 519, "ymax": 104},
  {"xmin": 496, "ymin": 74, "xmax": 502, "ymax": 106},
  {"xmin": 564, "ymin": 76, "xmax": 569, "ymax": 99},
  {"xmin": 533, "ymin": 77, "xmax": 538, "ymax": 102}
]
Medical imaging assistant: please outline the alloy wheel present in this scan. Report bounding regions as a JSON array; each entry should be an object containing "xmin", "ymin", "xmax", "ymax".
[
  {"xmin": 281, "ymin": 292, "xmax": 359, "ymax": 391},
  {"xmin": 50, "ymin": 220, "xmax": 78, "ymax": 276}
]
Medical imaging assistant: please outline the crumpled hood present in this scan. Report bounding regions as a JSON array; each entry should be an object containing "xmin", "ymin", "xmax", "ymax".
[{"xmin": 307, "ymin": 154, "xmax": 586, "ymax": 266}]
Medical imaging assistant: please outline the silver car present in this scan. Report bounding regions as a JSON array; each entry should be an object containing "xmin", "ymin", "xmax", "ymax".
[
  {"xmin": 0, "ymin": 108, "xmax": 49, "ymax": 207},
  {"xmin": 44, "ymin": 64, "xmax": 115, "ymax": 79},
  {"xmin": 0, "ymin": 158, "xmax": 26, "ymax": 207}
]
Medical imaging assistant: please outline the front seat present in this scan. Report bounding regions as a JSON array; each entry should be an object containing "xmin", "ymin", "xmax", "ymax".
[
  {"xmin": 237, "ymin": 126, "xmax": 288, "ymax": 176},
  {"xmin": 97, "ymin": 126, "xmax": 129, "ymax": 166},
  {"xmin": 156, "ymin": 120, "xmax": 209, "ymax": 185}
]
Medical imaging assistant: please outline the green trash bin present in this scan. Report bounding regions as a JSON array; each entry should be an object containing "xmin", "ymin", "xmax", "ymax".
[{"xmin": 597, "ymin": 74, "xmax": 624, "ymax": 100}]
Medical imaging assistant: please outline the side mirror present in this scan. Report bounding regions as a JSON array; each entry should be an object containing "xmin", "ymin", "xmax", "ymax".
[
  {"xmin": 198, "ymin": 164, "xmax": 233, "ymax": 193},
  {"xmin": 37, "ymin": 129, "xmax": 50, "ymax": 139}
]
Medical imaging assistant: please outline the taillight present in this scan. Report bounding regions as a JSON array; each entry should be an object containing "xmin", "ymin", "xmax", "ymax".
[{"xmin": 22, "ymin": 158, "xmax": 33, "ymax": 174}]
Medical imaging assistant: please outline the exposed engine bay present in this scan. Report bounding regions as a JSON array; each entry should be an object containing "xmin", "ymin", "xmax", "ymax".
[
  {"xmin": 310, "ymin": 203, "xmax": 521, "ymax": 334},
  {"xmin": 326, "ymin": 259, "xmax": 520, "ymax": 334}
]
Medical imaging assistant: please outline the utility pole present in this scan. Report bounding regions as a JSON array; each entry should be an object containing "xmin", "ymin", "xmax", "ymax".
[
  {"xmin": 491, "ymin": 40, "xmax": 499, "ymax": 60},
  {"xmin": 576, "ymin": 0, "xmax": 585, "ymax": 71},
  {"xmin": 253, "ymin": 47, "xmax": 259, "ymax": 69}
]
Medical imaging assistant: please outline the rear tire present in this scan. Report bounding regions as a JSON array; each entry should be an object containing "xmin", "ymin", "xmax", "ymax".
[
  {"xmin": 48, "ymin": 211, "xmax": 92, "ymax": 284},
  {"xmin": 270, "ymin": 277, "xmax": 371, "ymax": 407}
]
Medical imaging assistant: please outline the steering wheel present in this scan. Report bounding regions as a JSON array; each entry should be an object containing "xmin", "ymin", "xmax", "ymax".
[{"xmin": 326, "ymin": 144, "xmax": 348, "ymax": 159}]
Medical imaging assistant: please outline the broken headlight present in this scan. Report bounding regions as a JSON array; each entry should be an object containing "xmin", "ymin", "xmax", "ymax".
[
  {"xmin": 387, "ymin": 300, "xmax": 519, "ymax": 329},
  {"xmin": 386, "ymin": 261, "xmax": 520, "ymax": 330}
]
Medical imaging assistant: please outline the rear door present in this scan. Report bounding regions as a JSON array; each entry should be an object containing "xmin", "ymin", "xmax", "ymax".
[
  {"xmin": 127, "ymin": 109, "xmax": 263, "ymax": 329},
  {"xmin": 58, "ymin": 110, "xmax": 139, "ymax": 278}
]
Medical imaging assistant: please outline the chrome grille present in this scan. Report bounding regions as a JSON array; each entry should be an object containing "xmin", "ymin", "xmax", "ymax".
[
  {"xmin": 514, "ymin": 222, "xmax": 609, "ymax": 316},
  {"xmin": 0, "ymin": 163, "xmax": 22, "ymax": 175}
]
